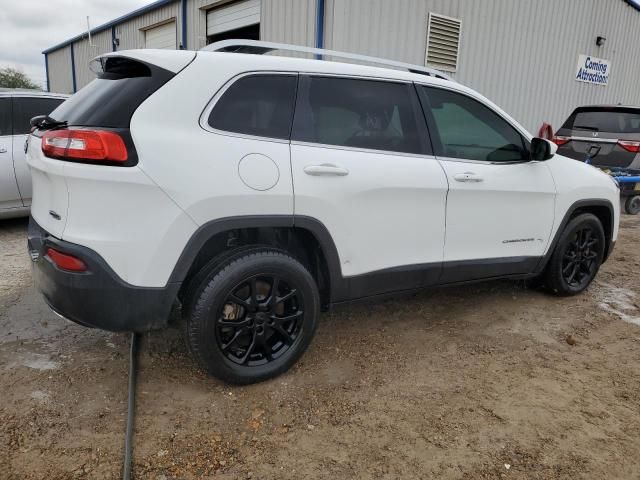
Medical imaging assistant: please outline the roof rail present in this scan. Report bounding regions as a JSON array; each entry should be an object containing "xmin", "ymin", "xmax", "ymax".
[{"xmin": 201, "ymin": 40, "xmax": 453, "ymax": 81}]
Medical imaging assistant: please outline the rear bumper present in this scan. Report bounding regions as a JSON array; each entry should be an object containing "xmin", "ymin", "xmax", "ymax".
[{"xmin": 28, "ymin": 216, "xmax": 180, "ymax": 332}]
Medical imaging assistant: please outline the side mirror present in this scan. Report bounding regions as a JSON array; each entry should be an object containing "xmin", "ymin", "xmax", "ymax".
[{"xmin": 530, "ymin": 137, "xmax": 557, "ymax": 161}]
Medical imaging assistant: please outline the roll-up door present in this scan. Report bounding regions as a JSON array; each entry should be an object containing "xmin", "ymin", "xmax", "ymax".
[
  {"xmin": 145, "ymin": 20, "xmax": 177, "ymax": 49},
  {"xmin": 207, "ymin": 0, "xmax": 261, "ymax": 37}
]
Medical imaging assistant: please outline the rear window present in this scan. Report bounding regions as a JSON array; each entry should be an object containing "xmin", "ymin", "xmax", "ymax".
[
  {"xmin": 562, "ymin": 108, "xmax": 640, "ymax": 134},
  {"xmin": 49, "ymin": 57, "xmax": 174, "ymax": 128}
]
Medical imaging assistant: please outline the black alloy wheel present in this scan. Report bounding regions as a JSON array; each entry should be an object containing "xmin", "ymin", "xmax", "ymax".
[
  {"xmin": 216, "ymin": 274, "xmax": 304, "ymax": 366},
  {"xmin": 544, "ymin": 213, "xmax": 605, "ymax": 295},
  {"xmin": 184, "ymin": 249, "xmax": 320, "ymax": 384},
  {"xmin": 560, "ymin": 226, "xmax": 600, "ymax": 290}
]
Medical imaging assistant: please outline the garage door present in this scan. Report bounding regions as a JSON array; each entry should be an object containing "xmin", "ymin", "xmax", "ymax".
[
  {"xmin": 145, "ymin": 21, "xmax": 177, "ymax": 49},
  {"xmin": 207, "ymin": 0, "xmax": 261, "ymax": 36}
]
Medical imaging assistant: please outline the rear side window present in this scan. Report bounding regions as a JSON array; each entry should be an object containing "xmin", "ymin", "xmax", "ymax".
[
  {"xmin": 208, "ymin": 74, "xmax": 297, "ymax": 140},
  {"xmin": 12, "ymin": 97, "xmax": 64, "ymax": 135},
  {"xmin": 419, "ymin": 86, "xmax": 528, "ymax": 162},
  {"xmin": 49, "ymin": 57, "xmax": 174, "ymax": 128},
  {"xmin": 292, "ymin": 76, "xmax": 428, "ymax": 154},
  {"xmin": 0, "ymin": 98, "xmax": 10, "ymax": 136},
  {"xmin": 562, "ymin": 108, "xmax": 640, "ymax": 134}
]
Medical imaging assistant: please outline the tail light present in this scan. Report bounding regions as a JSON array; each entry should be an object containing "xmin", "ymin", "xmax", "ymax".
[
  {"xmin": 552, "ymin": 135, "xmax": 571, "ymax": 146},
  {"xmin": 41, "ymin": 129, "xmax": 128, "ymax": 163},
  {"xmin": 46, "ymin": 248, "xmax": 87, "ymax": 272},
  {"xmin": 617, "ymin": 140, "xmax": 640, "ymax": 153}
]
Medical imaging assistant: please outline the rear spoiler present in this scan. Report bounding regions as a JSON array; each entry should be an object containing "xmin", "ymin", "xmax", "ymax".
[{"xmin": 94, "ymin": 49, "xmax": 196, "ymax": 74}]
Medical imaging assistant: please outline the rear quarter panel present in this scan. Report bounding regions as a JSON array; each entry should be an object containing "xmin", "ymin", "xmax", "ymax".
[{"xmin": 129, "ymin": 53, "xmax": 295, "ymax": 225}]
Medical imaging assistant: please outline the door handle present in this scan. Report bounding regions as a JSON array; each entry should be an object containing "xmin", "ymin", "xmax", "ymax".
[
  {"xmin": 453, "ymin": 172, "xmax": 483, "ymax": 182},
  {"xmin": 0, "ymin": 148, "xmax": 7, "ymax": 154},
  {"xmin": 303, "ymin": 164, "xmax": 349, "ymax": 176}
]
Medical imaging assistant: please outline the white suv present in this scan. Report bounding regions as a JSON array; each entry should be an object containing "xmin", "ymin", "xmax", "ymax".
[
  {"xmin": 0, "ymin": 89, "xmax": 67, "ymax": 219},
  {"xmin": 26, "ymin": 42, "xmax": 620, "ymax": 384}
]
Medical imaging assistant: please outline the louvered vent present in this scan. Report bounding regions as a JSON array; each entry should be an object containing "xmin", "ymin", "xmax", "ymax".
[{"xmin": 425, "ymin": 13, "xmax": 461, "ymax": 72}]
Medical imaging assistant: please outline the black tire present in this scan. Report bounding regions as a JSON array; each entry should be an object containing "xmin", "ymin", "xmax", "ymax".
[
  {"xmin": 625, "ymin": 195, "xmax": 640, "ymax": 215},
  {"xmin": 184, "ymin": 249, "xmax": 320, "ymax": 385},
  {"xmin": 544, "ymin": 213, "xmax": 605, "ymax": 296}
]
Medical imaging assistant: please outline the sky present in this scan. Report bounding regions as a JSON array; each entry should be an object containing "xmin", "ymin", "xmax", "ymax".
[{"xmin": 0, "ymin": 0, "xmax": 150, "ymax": 89}]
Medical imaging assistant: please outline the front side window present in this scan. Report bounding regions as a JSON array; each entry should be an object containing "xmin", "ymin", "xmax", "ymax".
[
  {"xmin": 208, "ymin": 74, "xmax": 297, "ymax": 140},
  {"xmin": 292, "ymin": 76, "xmax": 428, "ymax": 155},
  {"xmin": 419, "ymin": 86, "xmax": 528, "ymax": 162},
  {"xmin": 12, "ymin": 97, "xmax": 65, "ymax": 135}
]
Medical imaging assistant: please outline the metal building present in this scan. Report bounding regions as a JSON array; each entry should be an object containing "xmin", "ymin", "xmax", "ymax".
[{"xmin": 43, "ymin": 0, "xmax": 640, "ymax": 133}]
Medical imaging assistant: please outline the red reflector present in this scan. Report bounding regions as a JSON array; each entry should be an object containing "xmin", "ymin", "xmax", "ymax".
[
  {"xmin": 41, "ymin": 129, "xmax": 128, "ymax": 163},
  {"xmin": 617, "ymin": 140, "xmax": 640, "ymax": 153},
  {"xmin": 46, "ymin": 248, "xmax": 87, "ymax": 272},
  {"xmin": 552, "ymin": 135, "xmax": 571, "ymax": 146}
]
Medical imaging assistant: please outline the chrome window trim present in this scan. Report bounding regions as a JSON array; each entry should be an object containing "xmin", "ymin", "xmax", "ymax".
[
  {"xmin": 435, "ymin": 155, "xmax": 534, "ymax": 166},
  {"xmin": 290, "ymin": 140, "xmax": 438, "ymax": 160}
]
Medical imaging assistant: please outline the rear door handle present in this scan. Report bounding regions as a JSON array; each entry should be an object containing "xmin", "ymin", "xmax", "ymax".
[
  {"xmin": 303, "ymin": 164, "xmax": 349, "ymax": 176},
  {"xmin": 0, "ymin": 148, "xmax": 7, "ymax": 154},
  {"xmin": 453, "ymin": 172, "xmax": 483, "ymax": 182}
]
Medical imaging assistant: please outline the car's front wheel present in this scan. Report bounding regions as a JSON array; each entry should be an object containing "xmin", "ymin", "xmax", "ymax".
[
  {"xmin": 184, "ymin": 249, "xmax": 320, "ymax": 385},
  {"xmin": 544, "ymin": 213, "xmax": 605, "ymax": 295}
]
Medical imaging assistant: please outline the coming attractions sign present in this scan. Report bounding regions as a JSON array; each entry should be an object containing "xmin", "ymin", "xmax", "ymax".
[{"xmin": 575, "ymin": 55, "xmax": 611, "ymax": 86}]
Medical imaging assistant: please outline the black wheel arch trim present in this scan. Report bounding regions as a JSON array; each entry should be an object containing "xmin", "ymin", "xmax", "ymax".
[
  {"xmin": 168, "ymin": 215, "xmax": 347, "ymax": 300},
  {"xmin": 534, "ymin": 198, "xmax": 615, "ymax": 274}
]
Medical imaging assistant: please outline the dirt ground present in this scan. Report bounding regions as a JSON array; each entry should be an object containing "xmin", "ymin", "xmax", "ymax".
[{"xmin": 1, "ymin": 215, "xmax": 639, "ymax": 480}]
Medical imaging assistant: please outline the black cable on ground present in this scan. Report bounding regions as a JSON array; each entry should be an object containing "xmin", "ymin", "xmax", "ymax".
[{"xmin": 123, "ymin": 332, "xmax": 141, "ymax": 480}]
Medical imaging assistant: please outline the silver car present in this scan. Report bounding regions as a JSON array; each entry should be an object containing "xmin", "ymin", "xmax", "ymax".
[{"xmin": 0, "ymin": 89, "xmax": 68, "ymax": 219}]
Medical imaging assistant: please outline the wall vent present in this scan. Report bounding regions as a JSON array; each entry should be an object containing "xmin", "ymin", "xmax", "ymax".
[{"xmin": 425, "ymin": 13, "xmax": 461, "ymax": 72}]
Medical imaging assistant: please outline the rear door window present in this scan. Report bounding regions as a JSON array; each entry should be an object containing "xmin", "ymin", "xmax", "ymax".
[
  {"xmin": 292, "ymin": 76, "xmax": 429, "ymax": 155},
  {"xmin": 12, "ymin": 97, "xmax": 65, "ymax": 135},
  {"xmin": 208, "ymin": 74, "xmax": 298, "ymax": 140},
  {"xmin": 419, "ymin": 86, "xmax": 528, "ymax": 162},
  {"xmin": 562, "ymin": 109, "xmax": 640, "ymax": 134}
]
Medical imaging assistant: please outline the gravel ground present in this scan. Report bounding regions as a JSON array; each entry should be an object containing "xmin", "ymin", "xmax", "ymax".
[{"xmin": 1, "ymin": 215, "xmax": 639, "ymax": 479}]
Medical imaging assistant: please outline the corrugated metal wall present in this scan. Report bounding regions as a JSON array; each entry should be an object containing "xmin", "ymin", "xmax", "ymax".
[
  {"xmin": 73, "ymin": 30, "xmax": 112, "ymax": 90},
  {"xmin": 186, "ymin": 0, "xmax": 315, "ymax": 50},
  {"xmin": 186, "ymin": 0, "xmax": 229, "ymax": 50},
  {"xmin": 261, "ymin": 0, "xmax": 315, "ymax": 46},
  {"xmin": 45, "ymin": 0, "xmax": 640, "ymax": 132},
  {"xmin": 115, "ymin": 1, "xmax": 181, "ymax": 50},
  {"xmin": 47, "ymin": 46, "xmax": 74, "ymax": 94},
  {"xmin": 324, "ymin": 0, "xmax": 640, "ymax": 132}
]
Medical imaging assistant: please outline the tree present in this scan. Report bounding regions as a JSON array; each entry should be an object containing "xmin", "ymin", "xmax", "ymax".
[{"xmin": 0, "ymin": 67, "xmax": 40, "ymax": 90}]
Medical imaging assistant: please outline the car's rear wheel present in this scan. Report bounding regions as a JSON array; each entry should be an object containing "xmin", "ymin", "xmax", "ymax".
[
  {"xmin": 544, "ymin": 213, "xmax": 605, "ymax": 296},
  {"xmin": 184, "ymin": 249, "xmax": 319, "ymax": 384},
  {"xmin": 625, "ymin": 195, "xmax": 640, "ymax": 215}
]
